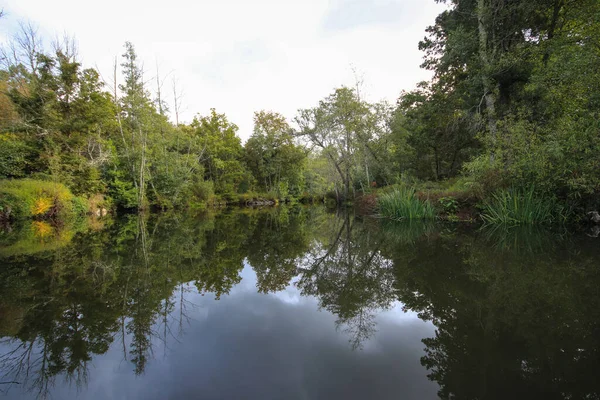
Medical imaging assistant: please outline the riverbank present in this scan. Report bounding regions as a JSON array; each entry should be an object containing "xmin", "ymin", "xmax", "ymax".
[
  {"xmin": 3, "ymin": 176, "xmax": 597, "ymax": 231},
  {"xmin": 357, "ymin": 178, "xmax": 598, "ymax": 227}
]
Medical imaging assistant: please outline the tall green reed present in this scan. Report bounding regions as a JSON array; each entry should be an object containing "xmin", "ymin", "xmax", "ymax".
[
  {"xmin": 480, "ymin": 187, "xmax": 564, "ymax": 225},
  {"xmin": 377, "ymin": 187, "xmax": 436, "ymax": 221}
]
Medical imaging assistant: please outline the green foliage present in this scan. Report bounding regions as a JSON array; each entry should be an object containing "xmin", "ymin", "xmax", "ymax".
[
  {"xmin": 296, "ymin": 87, "xmax": 392, "ymax": 199},
  {"xmin": 71, "ymin": 195, "xmax": 90, "ymax": 216},
  {"xmin": 0, "ymin": 133, "xmax": 34, "ymax": 178},
  {"xmin": 480, "ymin": 187, "xmax": 563, "ymax": 225},
  {"xmin": 106, "ymin": 167, "xmax": 138, "ymax": 209},
  {"xmin": 2, "ymin": 39, "xmax": 117, "ymax": 197},
  {"xmin": 3, "ymin": 0, "xmax": 597, "ymax": 216},
  {"xmin": 377, "ymin": 187, "xmax": 436, "ymax": 220},
  {"xmin": 190, "ymin": 179, "xmax": 214, "ymax": 203},
  {"xmin": 400, "ymin": 0, "xmax": 600, "ymax": 216},
  {"xmin": 438, "ymin": 196, "xmax": 459, "ymax": 214},
  {"xmin": 394, "ymin": 82, "xmax": 480, "ymax": 180},
  {"xmin": 190, "ymin": 109, "xmax": 250, "ymax": 197},
  {"xmin": 245, "ymin": 111, "xmax": 306, "ymax": 195},
  {"xmin": 0, "ymin": 179, "xmax": 79, "ymax": 219},
  {"xmin": 0, "ymin": 33, "xmax": 379, "ymax": 209}
]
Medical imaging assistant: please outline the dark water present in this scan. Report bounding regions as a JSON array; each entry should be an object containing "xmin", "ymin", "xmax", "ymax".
[{"xmin": 1, "ymin": 207, "xmax": 599, "ymax": 400}]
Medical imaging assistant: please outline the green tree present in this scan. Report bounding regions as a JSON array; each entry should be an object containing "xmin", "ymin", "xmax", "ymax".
[
  {"xmin": 245, "ymin": 111, "xmax": 306, "ymax": 197},
  {"xmin": 190, "ymin": 109, "xmax": 248, "ymax": 197},
  {"xmin": 394, "ymin": 81, "xmax": 480, "ymax": 180},
  {"xmin": 295, "ymin": 87, "xmax": 389, "ymax": 200},
  {"xmin": 1, "ymin": 30, "xmax": 116, "ymax": 194}
]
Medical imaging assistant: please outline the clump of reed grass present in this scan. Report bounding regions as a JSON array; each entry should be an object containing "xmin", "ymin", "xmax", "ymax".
[
  {"xmin": 480, "ymin": 187, "xmax": 561, "ymax": 225},
  {"xmin": 377, "ymin": 187, "xmax": 436, "ymax": 221}
]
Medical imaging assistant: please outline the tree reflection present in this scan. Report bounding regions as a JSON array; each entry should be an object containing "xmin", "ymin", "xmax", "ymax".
[
  {"xmin": 296, "ymin": 211, "xmax": 396, "ymax": 349},
  {"xmin": 386, "ymin": 225, "xmax": 600, "ymax": 400},
  {"xmin": 247, "ymin": 206, "xmax": 313, "ymax": 293},
  {"xmin": 0, "ymin": 206, "xmax": 401, "ymax": 397},
  {"xmin": 0, "ymin": 209, "xmax": 251, "ymax": 392},
  {"xmin": 1, "ymin": 208, "xmax": 600, "ymax": 399}
]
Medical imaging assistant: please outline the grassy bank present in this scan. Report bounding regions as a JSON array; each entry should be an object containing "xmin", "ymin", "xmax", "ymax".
[
  {"xmin": 370, "ymin": 179, "xmax": 574, "ymax": 226},
  {"xmin": 0, "ymin": 179, "xmax": 112, "ymax": 221}
]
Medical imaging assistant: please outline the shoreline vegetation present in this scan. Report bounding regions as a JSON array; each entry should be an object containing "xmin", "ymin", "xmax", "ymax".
[{"xmin": 1, "ymin": 1, "xmax": 599, "ymax": 228}]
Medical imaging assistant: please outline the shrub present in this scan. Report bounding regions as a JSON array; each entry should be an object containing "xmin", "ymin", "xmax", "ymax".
[
  {"xmin": 33, "ymin": 196, "xmax": 54, "ymax": 216},
  {"xmin": 0, "ymin": 179, "xmax": 77, "ymax": 220},
  {"xmin": 480, "ymin": 187, "xmax": 564, "ymax": 225},
  {"xmin": 377, "ymin": 187, "xmax": 436, "ymax": 220},
  {"xmin": 191, "ymin": 180, "xmax": 214, "ymax": 203},
  {"xmin": 0, "ymin": 133, "xmax": 33, "ymax": 179},
  {"xmin": 438, "ymin": 196, "xmax": 459, "ymax": 214},
  {"xmin": 71, "ymin": 196, "xmax": 90, "ymax": 216},
  {"xmin": 109, "ymin": 177, "xmax": 138, "ymax": 209}
]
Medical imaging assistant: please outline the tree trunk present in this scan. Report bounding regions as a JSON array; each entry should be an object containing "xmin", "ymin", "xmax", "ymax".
[
  {"xmin": 543, "ymin": 0, "xmax": 564, "ymax": 66},
  {"xmin": 138, "ymin": 127, "xmax": 147, "ymax": 210},
  {"xmin": 477, "ymin": 0, "xmax": 499, "ymax": 165}
]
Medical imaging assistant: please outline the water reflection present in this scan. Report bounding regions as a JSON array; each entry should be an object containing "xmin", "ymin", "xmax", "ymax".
[
  {"xmin": 386, "ymin": 224, "xmax": 600, "ymax": 400},
  {"xmin": 296, "ymin": 212, "xmax": 396, "ymax": 349},
  {"xmin": 0, "ymin": 207, "xmax": 599, "ymax": 399}
]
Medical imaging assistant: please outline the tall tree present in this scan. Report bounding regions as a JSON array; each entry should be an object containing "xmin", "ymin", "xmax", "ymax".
[
  {"xmin": 295, "ymin": 87, "xmax": 387, "ymax": 200},
  {"xmin": 190, "ymin": 109, "xmax": 248, "ymax": 196},
  {"xmin": 245, "ymin": 111, "xmax": 306, "ymax": 196},
  {"xmin": 118, "ymin": 42, "xmax": 152, "ymax": 209}
]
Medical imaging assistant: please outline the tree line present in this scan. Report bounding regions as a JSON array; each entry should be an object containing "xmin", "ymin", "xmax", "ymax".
[
  {"xmin": 0, "ymin": 30, "xmax": 309, "ymax": 211},
  {"xmin": 1, "ymin": 0, "xmax": 599, "ymax": 216},
  {"xmin": 396, "ymin": 0, "xmax": 600, "ymax": 210}
]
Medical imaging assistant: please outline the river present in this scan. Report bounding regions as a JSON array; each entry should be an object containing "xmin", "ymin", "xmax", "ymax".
[{"xmin": 1, "ymin": 206, "xmax": 599, "ymax": 399}]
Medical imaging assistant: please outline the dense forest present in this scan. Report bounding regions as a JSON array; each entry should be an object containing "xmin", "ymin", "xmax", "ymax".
[{"xmin": 0, "ymin": 0, "xmax": 599, "ymax": 223}]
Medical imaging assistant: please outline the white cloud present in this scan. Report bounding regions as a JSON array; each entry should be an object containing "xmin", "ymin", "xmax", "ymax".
[{"xmin": 0, "ymin": 0, "xmax": 446, "ymax": 141}]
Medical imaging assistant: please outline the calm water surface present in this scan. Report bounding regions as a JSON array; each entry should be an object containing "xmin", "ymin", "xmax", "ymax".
[{"xmin": 1, "ymin": 207, "xmax": 599, "ymax": 399}]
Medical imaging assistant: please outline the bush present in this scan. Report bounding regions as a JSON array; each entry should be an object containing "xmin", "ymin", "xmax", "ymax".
[
  {"xmin": 438, "ymin": 196, "xmax": 459, "ymax": 214},
  {"xmin": 0, "ymin": 133, "xmax": 33, "ymax": 179},
  {"xmin": 377, "ymin": 187, "xmax": 436, "ymax": 220},
  {"xmin": 71, "ymin": 196, "xmax": 90, "ymax": 216},
  {"xmin": 480, "ymin": 187, "xmax": 564, "ymax": 225},
  {"xmin": 109, "ymin": 176, "xmax": 138, "ymax": 209},
  {"xmin": 0, "ymin": 179, "xmax": 79, "ymax": 220},
  {"xmin": 191, "ymin": 180, "xmax": 214, "ymax": 203}
]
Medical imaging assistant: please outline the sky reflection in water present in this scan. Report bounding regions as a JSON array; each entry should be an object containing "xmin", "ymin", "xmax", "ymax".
[{"xmin": 1, "ymin": 207, "xmax": 600, "ymax": 400}]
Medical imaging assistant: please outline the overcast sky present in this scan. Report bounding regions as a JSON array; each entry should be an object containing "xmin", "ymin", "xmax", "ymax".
[{"xmin": 0, "ymin": 0, "xmax": 446, "ymax": 141}]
